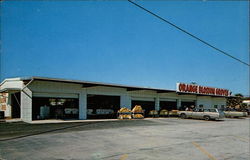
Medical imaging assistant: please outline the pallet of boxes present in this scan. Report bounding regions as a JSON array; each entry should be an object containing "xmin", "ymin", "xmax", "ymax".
[
  {"xmin": 132, "ymin": 105, "xmax": 144, "ymax": 119},
  {"xmin": 117, "ymin": 107, "xmax": 132, "ymax": 120}
]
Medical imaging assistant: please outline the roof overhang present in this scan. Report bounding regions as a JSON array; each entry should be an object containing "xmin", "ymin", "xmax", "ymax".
[
  {"xmin": 0, "ymin": 88, "xmax": 21, "ymax": 93},
  {"xmin": 20, "ymin": 76, "xmax": 176, "ymax": 93}
]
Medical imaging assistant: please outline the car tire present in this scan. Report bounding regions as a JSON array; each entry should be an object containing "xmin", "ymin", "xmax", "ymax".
[
  {"xmin": 204, "ymin": 115, "xmax": 210, "ymax": 121},
  {"xmin": 180, "ymin": 113, "xmax": 186, "ymax": 119}
]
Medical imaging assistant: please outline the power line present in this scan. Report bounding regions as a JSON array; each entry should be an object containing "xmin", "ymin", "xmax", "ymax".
[{"xmin": 128, "ymin": 0, "xmax": 250, "ymax": 67}]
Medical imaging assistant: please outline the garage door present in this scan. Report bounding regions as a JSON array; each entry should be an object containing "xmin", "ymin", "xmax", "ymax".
[
  {"xmin": 160, "ymin": 100, "xmax": 177, "ymax": 111},
  {"xmin": 32, "ymin": 97, "xmax": 79, "ymax": 120}
]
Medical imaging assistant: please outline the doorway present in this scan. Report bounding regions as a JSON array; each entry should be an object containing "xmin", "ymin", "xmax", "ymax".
[{"xmin": 11, "ymin": 92, "xmax": 21, "ymax": 118}]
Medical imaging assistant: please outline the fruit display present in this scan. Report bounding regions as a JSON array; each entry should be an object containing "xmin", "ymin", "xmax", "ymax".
[
  {"xmin": 149, "ymin": 110, "xmax": 158, "ymax": 115},
  {"xmin": 132, "ymin": 105, "xmax": 143, "ymax": 113},
  {"xmin": 168, "ymin": 110, "xmax": 179, "ymax": 116},
  {"xmin": 118, "ymin": 107, "xmax": 131, "ymax": 113},
  {"xmin": 133, "ymin": 114, "xmax": 144, "ymax": 119},
  {"xmin": 159, "ymin": 109, "xmax": 168, "ymax": 116},
  {"xmin": 132, "ymin": 105, "xmax": 144, "ymax": 119},
  {"xmin": 118, "ymin": 107, "xmax": 132, "ymax": 119},
  {"xmin": 148, "ymin": 110, "xmax": 159, "ymax": 118},
  {"xmin": 118, "ymin": 114, "xmax": 132, "ymax": 119}
]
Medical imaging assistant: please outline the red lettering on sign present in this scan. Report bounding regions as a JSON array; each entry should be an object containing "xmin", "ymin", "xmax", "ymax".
[{"xmin": 178, "ymin": 83, "xmax": 229, "ymax": 96}]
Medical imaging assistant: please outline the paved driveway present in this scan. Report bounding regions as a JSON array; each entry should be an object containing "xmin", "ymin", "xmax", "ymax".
[{"xmin": 0, "ymin": 118, "xmax": 249, "ymax": 160}]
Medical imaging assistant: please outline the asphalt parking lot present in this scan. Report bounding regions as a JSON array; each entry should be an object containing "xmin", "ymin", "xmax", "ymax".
[{"xmin": 0, "ymin": 118, "xmax": 249, "ymax": 160}]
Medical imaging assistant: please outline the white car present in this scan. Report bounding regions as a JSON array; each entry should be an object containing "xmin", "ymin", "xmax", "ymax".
[
  {"xmin": 179, "ymin": 108, "xmax": 224, "ymax": 120},
  {"xmin": 224, "ymin": 111, "xmax": 248, "ymax": 118}
]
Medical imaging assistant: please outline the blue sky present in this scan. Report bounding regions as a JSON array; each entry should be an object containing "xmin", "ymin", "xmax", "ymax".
[{"xmin": 1, "ymin": 1, "xmax": 249, "ymax": 95}]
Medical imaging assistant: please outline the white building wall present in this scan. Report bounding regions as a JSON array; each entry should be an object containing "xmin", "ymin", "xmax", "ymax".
[
  {"xmin": 29, "ymin": 81, "xmax": 82, "ymax": 94},
  {"xmin": 212, "ymin": 97, "xmax": 226, "ymax": 109},
  {"xmin": 0, "ymin": 80, "xmax": 23, "ymax": 90},
  {"xmin": 179, "ymin": 95, "xmax": 197, "ymax": 101},
  {"xmin": 196, "ymin": 96, "xmax": 212, "ymax": 109},
  {"xmin": 129, "ymin": 90, "xmax": 157, "ymax": 98},
  {"xmin": 0, "ymin": 79, "xmax": 228, "ymax": 122},
  {"xmin": 86, "ymin": 86, "xmax": 126, "ymax": 96},
  {"xmin": 120, "ymin": 94, "xmax": 131, "ymax": 109},
  {"xmin": 196, "ymin": 96, "xmax": 226, "ymax": 109}
]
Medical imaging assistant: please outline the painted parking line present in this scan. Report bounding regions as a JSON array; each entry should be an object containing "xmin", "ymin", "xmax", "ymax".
[
  {"xmin": 120, "ymin": 154, "xmax": 128, "ymax": 160},
  {"xmin": 192, "ymin": 142, "xmax": 217, "ymax": 160},
  {"xmin": 232, "ymin": 136, "xmax": 249, "ymax": 142}
]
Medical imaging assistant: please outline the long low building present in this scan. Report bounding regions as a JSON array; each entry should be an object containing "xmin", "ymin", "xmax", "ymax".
[{"xmin": 0, "ymin": 76, "xmax": 231, "ymax": 122}]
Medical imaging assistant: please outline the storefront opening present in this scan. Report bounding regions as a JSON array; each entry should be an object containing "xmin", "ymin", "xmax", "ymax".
[
  {"xmin": 131, "ymin": 100, "xmax": 155, "ymax": 117},
  {"xmin": 32, "ymin": 97, "xmax": 79, "ymax": 120},
  {"xmin": 87, "ymin": 95, "xmax": 120, "ymax": 119},
  {"xmin": 160, "ymin": 101, "xmax": 177, "ymax": 111}
]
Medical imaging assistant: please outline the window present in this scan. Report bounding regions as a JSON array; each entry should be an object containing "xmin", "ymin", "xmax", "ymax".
[
  {"xmin": 214, "ymin": 105, "xmax": 218, "ymax": 109},
  {"xmin": 221, "ymin": 105, "xmax": 225, "ymax": 110}
]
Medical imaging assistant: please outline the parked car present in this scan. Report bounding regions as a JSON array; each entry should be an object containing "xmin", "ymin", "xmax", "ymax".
[
  {"xmin": 178, "ymin": 108, "xmax": 224, "ymax": 120},
  {"xmin": 224, "ymin": 110, "xmax": 248, "ymax": 118}
]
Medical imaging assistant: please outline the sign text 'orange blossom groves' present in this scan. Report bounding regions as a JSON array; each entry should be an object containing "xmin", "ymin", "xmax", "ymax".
[{"xmin": 177, "ymin": 83, "xmax": 231, "ymax": 96}]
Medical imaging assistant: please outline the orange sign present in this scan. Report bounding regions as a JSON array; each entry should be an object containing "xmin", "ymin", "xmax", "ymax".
[{"xmin": 177, "ymin": 83, "xmax": 230, "ymax": 96}]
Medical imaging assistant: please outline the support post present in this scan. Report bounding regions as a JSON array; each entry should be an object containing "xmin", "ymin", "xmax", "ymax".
[
  {"xmin": 21, "ymin": 88, "xmax": 32, "ymax": 122},
  {"xmin": 155, "ymin": 97, "xmax": 160, "ymax": 111},
  {"xmin": 120, "ymin": 95, "xmax": 131, "ymax": 109},
  {"xmin": 177, "ymin": 99, "xmax": 181, "ymax": 110},
  {"xmin": 79, "ymin": 91, "xmax": 87, "ymax": 120}
]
